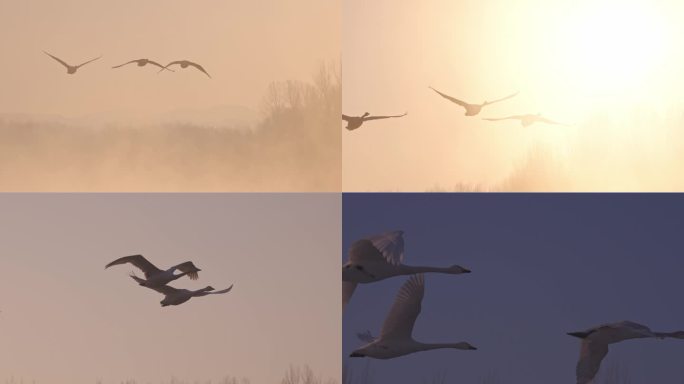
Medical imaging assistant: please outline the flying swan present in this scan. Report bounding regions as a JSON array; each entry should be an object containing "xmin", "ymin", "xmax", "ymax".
[
  {"xmin": 43, "ymin": 51, "xmax": 101, "ymax": 74},
  {"xmin": 568, "ymin": 320, "xmax": 684, "ymax": 384},
  {"xmin": 342, "ymin": 230, "xmax": 470, "ymax": 309},
  {"xmin": 483, "ymin": 113, "xmax": 567, "ymax": 127},
  {"xmin": 342, "ymin": 112, "xmax": 407, "ymax": 131},
  {"xmin": 134, "ymin": 280, "xmax": 234, "ymax": 307},
  {"xmin": 429, "ymin": 86, "xmax": 518, "ymax": 116},
  {"xmin": 112, "ymin": 59, "xmax": 173, "ymax": 71},
  {"xmin": 159, "ymin": 60, "xmax": 211, "ymax": 78},
  {"xmin": 349, "ymin": 274, "xmax": 477, "ymax": 359},
  {"xmin": 105, "ymin": 254, "xmax": 201, "ymax": 288}
]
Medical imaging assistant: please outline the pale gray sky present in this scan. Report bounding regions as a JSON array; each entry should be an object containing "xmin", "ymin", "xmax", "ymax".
[{"xmin": 0, "ymin": 193, "xmax": 340, "ymax": 384}]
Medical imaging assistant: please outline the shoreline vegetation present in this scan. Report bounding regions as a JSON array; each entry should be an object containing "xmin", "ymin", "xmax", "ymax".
[{"xmin": 3, "ymin": 364, "xmax": 338, "ymax": 384}]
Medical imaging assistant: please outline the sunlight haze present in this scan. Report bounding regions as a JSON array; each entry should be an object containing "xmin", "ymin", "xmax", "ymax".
[{"xmin": 343, "ymin": 0, "xmax": 684, "ymax": 191}]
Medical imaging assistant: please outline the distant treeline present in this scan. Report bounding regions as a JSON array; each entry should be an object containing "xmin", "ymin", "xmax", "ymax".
[
  {"xmin": 3, "ymin": 364, "xmax": 337, "ymax": 384},
  {"xmin": 0, "ymin": 63, "xmax": 340, "ymax": 191}
]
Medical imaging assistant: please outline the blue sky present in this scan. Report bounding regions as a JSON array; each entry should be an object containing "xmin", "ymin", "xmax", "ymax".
[{"xmin": 343, "ymin": 194, "xmax": 684, "ymax": 383}]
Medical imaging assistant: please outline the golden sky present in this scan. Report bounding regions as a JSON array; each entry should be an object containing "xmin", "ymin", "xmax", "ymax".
[
  {"xmin": 0, "ymin": 0, "xmax": 339, "ymax": 119},
  {"xmin": 343, "ymin": 0, "xmax": 684, "ymax": 191},
  {"xmin": 0, "ymin": 194, "xmax": 340, "ymax": 383}
]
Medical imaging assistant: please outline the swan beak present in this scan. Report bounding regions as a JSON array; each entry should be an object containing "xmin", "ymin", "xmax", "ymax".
[
  {"xmin": 467, "ymin": 345, "xmax": 477, "ymax": 350},
  {"xmin": 349, "ymin": 352, "xmax": 365, "ymax": 358},
  {"xmin": 462, "ymin": 268, "xmax": 472, "ymax": 273}
]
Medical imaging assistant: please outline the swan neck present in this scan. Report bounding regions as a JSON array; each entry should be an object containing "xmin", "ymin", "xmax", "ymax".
[
  {"xmin": 399, "ymin": 265, "xmax": 451, "ymax": 275},
  {"xmin": 415, "ymin": 342, "xmax": 466, "ymax": 351}
]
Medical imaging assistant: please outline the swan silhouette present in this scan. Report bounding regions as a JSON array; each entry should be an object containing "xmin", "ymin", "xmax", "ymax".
[
  {"xmin": 568, "ymin": 321, "xmax": 684, "ymax": 384},
  {"xmin": 112, "ymin": 59, "xmax": 173, "ymax": 72},
  {"xmin": 349, "ymin": 274, "xmax": 477, "ymax": 359},
  {"xmin": 43, "ymin": 51, "xmax": 101, "ymax": 74},
  {"xmin": 105, "ymin": 255, "xmax": 201, "ymax": 288},
  {"xmin": 483, "ymin": 113, "xmax": 566, "ymax": 127},
  {"xmin": 342, "ymin": 112, "xmax": 407, "ymax": 131},
  {"xmin": 429, "ymin": 86, "xmax": 518, "ymax": 116},
  {"xmin": 159, "ymin": 60, "xmax": 211, "ymax": 78},
  {"xmin": 135, "ymin": 280, "xmax": 234, "ymax": 307},
  {"xmin": 342, "ymin": 230, "xmax": 470, "ymax": 309}
]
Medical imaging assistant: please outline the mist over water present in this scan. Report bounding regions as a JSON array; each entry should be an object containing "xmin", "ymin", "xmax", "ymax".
[{"xmin": 0, "ymin": 64, "xmax": 341, "ymax": 191}]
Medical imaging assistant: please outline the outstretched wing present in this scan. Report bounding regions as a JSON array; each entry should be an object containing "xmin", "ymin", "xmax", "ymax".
[
  {"xmin": 348, "ymin": 239, "xmax": 387, "ymax": 264},
  {"xmin": 357, "ymin": 330, "xmax": 377, "ymax": 343},
  {"xmin": 482, "ymin": 115, "xmax": 523, "ymax": 122},
  {"xmin": 538, "ymin": 116, "xmax": 567, "ymax": 126},
  {"xmin": 105, "ymin": 255, "xmax": 162, "ymax": 277},
  {"xmin": 366, "ymin": 230, "xmax": 404, "ymax": 265},
  {"xmin": 145, "ymin": 283, "xmax": 180, "ymax": 296},
  {"xmin": 187, "ymin": 61, "xmax": 212, "ymax": 78},
  {"xmin": 146, "ymin": 60, "xmax": 173, "ymax": 71},
  {"xmin": 76, "ymin": 56, "xmax": 101, "ymax": 68},
  {"xmin": 483, "ymin": 91, "xmax": 519, "ymax": 106},
  {"xmin": 112, "ymin": 59, "xmax": 139, "ymax": 69},
  {"xmin": 158, "ymin": 60, "xmax": 182, "ymax": 72},
  {"xmin": 576, "ymin": 340, "xmax": 609, "ymax": 384},
  {"xmin": 380, "ymin": 274, "xmax": 425, "ymax": 340},
  {"xmin": 429, "ymin": 86, "xmax": 469, "ymax": 108},
  {"xmin": 43, "ymin": 51, "xmax": 70, "ymax": 68},
  {"xmin": 170, "ymin": 261, "xmax": 201, "ymax": 280},
  {"xmin": 342, "ymin": 281, "xmax": 357, "ymax": 310},
  {"xmin": 363, "ymin": 112, "xmax": 407, "ymax": 121},
  {"xmin": 207, "ymin": 284, "xmax": 234, "ymax": 294}
]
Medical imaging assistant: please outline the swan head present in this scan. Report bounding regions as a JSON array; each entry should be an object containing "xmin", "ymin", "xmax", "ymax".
[
  {"xmin": 455, "ymin": 342, "xmax": 477, "ymax": 350},
  {"xmin": 362, "ymin": 112, "xmax": 370, "ymax": 118},
  {"xmin": 342, "ymin": 263, "xmax": 375, "ymax": 282},
  {"xmin": 450, "ymin": 265, "xmax": 471, "ymax": 274},
  {"xmin": 349, "ymin": 351, "xmax": 366, "ymax": 358},
  {"xmin": 567, "ymin": 331, "xmax": 591, "ymax": 339}
]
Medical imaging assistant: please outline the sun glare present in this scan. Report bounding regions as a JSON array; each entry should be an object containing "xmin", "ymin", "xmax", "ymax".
[{"xmin": 554, "ymin": 1, "xmax": 670, "ymax": 96}]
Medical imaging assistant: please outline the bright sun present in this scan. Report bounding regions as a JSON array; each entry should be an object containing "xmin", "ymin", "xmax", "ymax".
[{"xmin": 552, "ymin": 1, "xmax": 671, "ymax": 96}]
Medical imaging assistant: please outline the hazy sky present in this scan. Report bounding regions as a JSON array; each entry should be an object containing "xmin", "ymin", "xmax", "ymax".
[
  {"xmin": 342, "ymin": 0, "xmax": 684, "ymax": 191},
  {"xmin": 0, "ymin": 0, "xmax": 339, "ymax": 119},
  {"xmin": 0, "ymin": 193, "xmax": 340, "ymax": 384},
  {"xmin": 343, "ymin": 194, "xmax": 684, "ymax": 383}
]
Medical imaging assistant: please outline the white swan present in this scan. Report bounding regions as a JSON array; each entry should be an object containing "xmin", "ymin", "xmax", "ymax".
[
  {"xmin": 105, "ymin": 254, "xmax": 201, "ymax": 288},
  {"xmin": 349, "ymin": 274, "xmax": 476, "ymax": 359},
  {"xmin": 568, "ymin": 320, "xmax": 684, "ymax": 384},
  {"xmin": 43, "ymin": 51, "xmax": 101, "ymax": 74},
  {"xmin": 133, "ymin": 278, "xmax": 234, "ymax": 307},
  {"xmin": 342, "ymin": 230, "xmax": 470, "ymax": 309}
]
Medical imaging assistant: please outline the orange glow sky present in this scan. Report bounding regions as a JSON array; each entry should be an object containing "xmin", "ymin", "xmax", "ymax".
[
  {"xmin": 343, "ymin": 0, "xmax": 684, "ymax": 191},
  {"xmin": 0, "ymin": 0, "xmax": 339, "ymax": 120},
  {"xmin": 0, "ymin": 194, "xmax": 340, "ymax": 383}
]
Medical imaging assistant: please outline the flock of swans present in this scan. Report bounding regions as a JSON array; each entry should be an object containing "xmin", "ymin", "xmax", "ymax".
[
  {"xmin": 342, "ymin": 231, "xmax": 683, "ymax": 384},
  {"xmin": 342, "ymin": 86, "xmax": 566, "ymax": 131},
  {"xmin": 105, "ymin": 254, "xmax": 233, "ymax": 307},
  {"xmin": 43, "ymin": 51, "xmax": 212, "ymax": 78}
]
